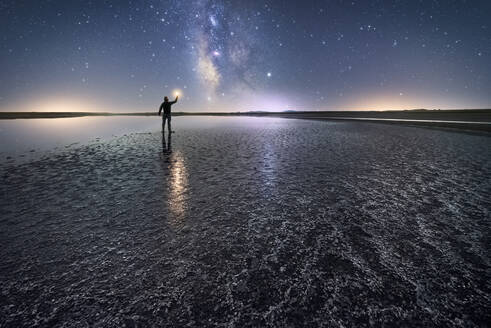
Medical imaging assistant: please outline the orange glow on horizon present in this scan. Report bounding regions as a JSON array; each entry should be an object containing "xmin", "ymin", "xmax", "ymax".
[
  {"xmin": 342, "ymin": 93, "xmax": 453, "ymax": 111},
  {"xmin": 2, "ymin": 97, "xmax": 104, "ymax": 113}
]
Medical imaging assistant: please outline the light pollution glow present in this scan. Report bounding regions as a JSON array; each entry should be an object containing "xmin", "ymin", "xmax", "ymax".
[{"xmin": 1, "ymin": 92, "xmax": 487, "ymax": 113}]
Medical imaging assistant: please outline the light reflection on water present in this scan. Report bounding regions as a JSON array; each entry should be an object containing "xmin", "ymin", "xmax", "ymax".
[
  {"xmin": 261, "ymin": 140, "xmax": 278, "ymax": 191},
  {"xmin": 168, "ymin": 152, "xmax": 188, "ymax": 227},
  {"xmin": 161, "ymin": 132, "xmax": 189, "ymax": 229}
]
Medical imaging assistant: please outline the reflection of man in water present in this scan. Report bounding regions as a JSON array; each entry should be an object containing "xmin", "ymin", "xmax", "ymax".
[
  {"xmin": 158, "ymin": 95, "xmax": 178, "ymax": 133},
  {"xmin": 162, "ymin": 131, "xmax": 172, "ymax": 153}
]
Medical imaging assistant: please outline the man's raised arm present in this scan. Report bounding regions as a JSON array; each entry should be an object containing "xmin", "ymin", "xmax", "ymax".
[{"xmin": 171, "ymin": 96, "xmax": 178, "ymax": 104}]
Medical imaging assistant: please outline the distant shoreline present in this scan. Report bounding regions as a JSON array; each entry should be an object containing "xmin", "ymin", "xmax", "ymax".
[{"xmin": 1, "ymin": 109, "xmax": 490, "ymax": 132}]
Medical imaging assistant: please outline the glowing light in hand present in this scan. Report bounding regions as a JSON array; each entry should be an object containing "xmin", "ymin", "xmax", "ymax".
[{"xmin": 173, "ymin": 89, "xmax": 182, "ymax": 97}]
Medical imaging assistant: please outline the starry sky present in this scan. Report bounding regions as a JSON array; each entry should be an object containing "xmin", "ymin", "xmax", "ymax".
[{"xmin": 1, "ymin": 0, "xmax": 490, "ymax": 112}]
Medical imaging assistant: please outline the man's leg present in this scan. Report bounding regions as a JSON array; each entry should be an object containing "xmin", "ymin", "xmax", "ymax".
[
  {"xmin": 167, "ymin": 114, "xmax": 172, "ymax": 132},
  {"xmin": 162, "ymin": 116, "xmax": 166, "ymax": 132}
]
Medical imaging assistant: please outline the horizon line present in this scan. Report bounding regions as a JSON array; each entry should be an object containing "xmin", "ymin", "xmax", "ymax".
[{"xmin": 1, "ymin": 107, "xmax": 491, "ymax": 115}]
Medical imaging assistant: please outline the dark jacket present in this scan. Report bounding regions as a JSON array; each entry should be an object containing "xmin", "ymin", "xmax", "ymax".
[{"xmin": 159, "ymin": 98, "xmax": 177, "ymax": 115}]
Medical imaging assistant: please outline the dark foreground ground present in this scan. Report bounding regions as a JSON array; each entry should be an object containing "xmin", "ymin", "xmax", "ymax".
[{"xmin": 1, "ymin": 118, "xmax": 490, "ymax": 327}]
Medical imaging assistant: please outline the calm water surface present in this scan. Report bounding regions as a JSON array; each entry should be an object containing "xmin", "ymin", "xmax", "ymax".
[
  {"xmin": 0, "ymin": 116, "xmax": 248, "ymax": 162},
  {"xmin": 0, "ymin": 116, "xmax": 160, "ymax": 159}
]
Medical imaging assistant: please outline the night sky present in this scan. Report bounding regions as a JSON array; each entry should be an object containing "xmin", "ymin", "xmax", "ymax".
[{"xmin": 1, "ymin": 0, "xmax": 490, "ymax": 112}]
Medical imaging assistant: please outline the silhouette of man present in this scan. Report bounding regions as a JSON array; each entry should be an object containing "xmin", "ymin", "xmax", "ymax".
[{"xmin": 158, "ymin": 95, "xmax": 178, "ymax": 133}]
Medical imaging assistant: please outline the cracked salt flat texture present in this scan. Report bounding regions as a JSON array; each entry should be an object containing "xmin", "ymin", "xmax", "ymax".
[{"xmin": 0, "ymin": 117, "xmax": 490, "ymax": 327}]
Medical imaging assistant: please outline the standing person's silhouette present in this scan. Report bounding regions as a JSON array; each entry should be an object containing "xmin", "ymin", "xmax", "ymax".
[{"xmin": 158, "ymin": 96, "xmax": 178, "ymax": 133}]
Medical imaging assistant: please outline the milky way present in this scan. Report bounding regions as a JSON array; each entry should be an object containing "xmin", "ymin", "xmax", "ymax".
[{"xmin": 1, "ymin": 1, "xmax": 490, "ymax": 111}]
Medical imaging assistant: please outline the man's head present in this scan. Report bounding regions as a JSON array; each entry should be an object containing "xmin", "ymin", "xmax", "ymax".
[{"xmin": 164, "ymin": 96, "xmax": 169, "ymax": 102}]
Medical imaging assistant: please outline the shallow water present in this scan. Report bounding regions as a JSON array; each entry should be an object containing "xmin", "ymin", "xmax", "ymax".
[
  {"xmin": 0, "ymin": 117, "xmax": 490, "ymax": 327},
  {"xmin": 0, "ymin": 116, "xmax": 161, "ymax": 162}
]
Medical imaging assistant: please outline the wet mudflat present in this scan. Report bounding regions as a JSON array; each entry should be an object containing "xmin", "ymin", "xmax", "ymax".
[{"xmin": 1, "ymin": 117, "xmax": 490, "ymax": 327}]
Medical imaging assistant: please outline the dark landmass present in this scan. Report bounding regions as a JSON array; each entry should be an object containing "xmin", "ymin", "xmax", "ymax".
[
  {"xmin": 1, "ymin": 109, "xmax": 491, "ymax": 132},
  {"xmin": 243, "ymin": 109, "xmax": 491, "ymax": 133},
  {"xmin": 255, "ymin": 108, "xmax": 491, "ymax": 122}
]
